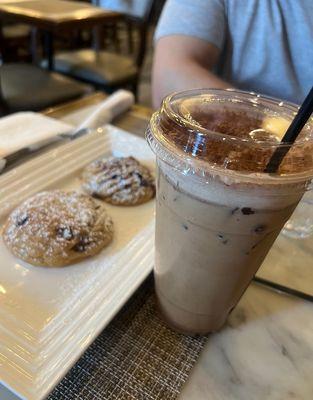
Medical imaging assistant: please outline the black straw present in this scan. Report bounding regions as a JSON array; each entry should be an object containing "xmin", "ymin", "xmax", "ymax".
[{"xmin": 265, "ymin": 86, "xmax": 313, "ymax": 173}]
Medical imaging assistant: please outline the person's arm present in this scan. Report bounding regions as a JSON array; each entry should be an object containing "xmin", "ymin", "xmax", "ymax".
[{"xmin": 152, "ymin": 35, "xmax": 231, "ymax": 108}]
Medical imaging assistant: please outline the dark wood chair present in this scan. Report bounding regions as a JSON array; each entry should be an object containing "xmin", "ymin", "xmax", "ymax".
[
  {"xmin": 49, "ymin": 0, "xmax": 155, "ymax": 98},
  {"xmin": 0, "ymin": 26, "xmax": 92, "ymax": 115}
]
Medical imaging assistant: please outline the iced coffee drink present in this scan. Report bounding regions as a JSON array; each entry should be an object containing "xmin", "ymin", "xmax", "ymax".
[{"xmin": 146, "ymin": 89, "xmax": 313, "ymax": 334}]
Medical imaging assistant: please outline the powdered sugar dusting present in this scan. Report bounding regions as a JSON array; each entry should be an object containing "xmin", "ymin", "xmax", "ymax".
[
  {"xmin": 82, "ymin": 156, "xmax": 155, "ymax": 205},
  {"xmin": 3, "ymin": 191, "xmax": 114, "ymax": 267}
]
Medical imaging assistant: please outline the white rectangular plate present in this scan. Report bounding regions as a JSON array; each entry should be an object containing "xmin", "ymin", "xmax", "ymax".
[{"xmin": 0, "ymin": 125, "xmax": 155, "ymax": 400}]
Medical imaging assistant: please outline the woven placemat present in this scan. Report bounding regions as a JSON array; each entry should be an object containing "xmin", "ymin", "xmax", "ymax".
[{"xmin": 49, "ymin": 276, "xmax": 208, "ymax": 400}]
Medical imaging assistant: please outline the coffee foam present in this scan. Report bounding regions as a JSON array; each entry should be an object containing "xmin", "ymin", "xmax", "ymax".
[{"xmin": 159, "ymin": 160, "xmax": 304, "ymax": 210}]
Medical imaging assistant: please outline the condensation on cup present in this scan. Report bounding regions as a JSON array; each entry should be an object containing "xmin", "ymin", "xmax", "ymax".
[{"xmin": 283, "ymin": 189, "xmax": 313, "ymax": 238}]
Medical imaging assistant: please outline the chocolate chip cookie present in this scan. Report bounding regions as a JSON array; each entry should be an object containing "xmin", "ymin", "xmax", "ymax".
[
  {"xmin": 82, "ymin": 156, "xmax": 155, "ymax": 206},
  {"xmin": 3, "ymin": 191, "xmax": 114, "ymax": 267}
]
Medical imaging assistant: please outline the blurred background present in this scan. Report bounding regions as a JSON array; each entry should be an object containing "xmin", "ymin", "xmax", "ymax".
[{"xmin": 0, "ymin": 0, "xmax": 166, "ymax": 112}]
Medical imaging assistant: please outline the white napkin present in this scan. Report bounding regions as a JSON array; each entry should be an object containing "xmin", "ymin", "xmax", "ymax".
[
  {"xmin": 0, "ymin": 89, "xmax": 135, "ymax": 172},
  {"xmin": 75, "ymin": 89, "xmax": 135, "ymax": 131},
  {"xmin": 0, "ymin": 112, "xmax": 73, "ymax": 158}
]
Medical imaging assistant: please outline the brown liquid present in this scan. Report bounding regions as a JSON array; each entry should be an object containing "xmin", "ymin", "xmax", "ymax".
[{"xmin": 155, "ymin": 168, "xmax": 299, "ymax": 333}]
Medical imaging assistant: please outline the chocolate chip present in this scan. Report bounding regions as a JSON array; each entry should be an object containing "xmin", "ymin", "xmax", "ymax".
[
  {"xmin": 183, "ymin": 224, "xmax": 188, "ymax": 230},
  {"xmin": 72, "ymin": 243, "xmax": 85, "ymax": 252},
  {"xmin": 135, "ymin": 172, "xmax": 143, "ymax": 181},
  {"xmin": 134, "ymin": 172, "xmax": 149, "ymax": 187},
  {"xmin": 91, "ymin": 192, "xmax": 103, "ymax": 200},
  {"xmin": 241, "ymin": 207, "xmax": 255, "ymax": 215},
  {"xmin": 254, "ymin": 225, "xmax": 266, "ymax": 234},
  {"xmin": 72, "ymin": 236, "xmax": 91, "ymax": 252},
  {"xmin": 140, "ymin": 179, "xmax": 149, "ymax": 187},
  {"xmin": 56, "ymin": 226, "xmax": 73, "ymax": 240},
  {"xmin": 231, "ymin": 207, "xmax": 239, "ymax": 215},
  {"xmin": 17, "ymin": 215, "xmax": 28, "ymax": 226}
]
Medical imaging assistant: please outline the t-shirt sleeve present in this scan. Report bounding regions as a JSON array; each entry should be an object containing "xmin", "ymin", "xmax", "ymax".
[{"xmin": 155, "ymin": 0, "xmax": 226, "ymax": 50}]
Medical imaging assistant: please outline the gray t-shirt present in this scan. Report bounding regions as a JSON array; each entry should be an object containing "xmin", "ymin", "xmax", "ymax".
[{"xmin": 155, "ymin": 0, "xmax": 313, "ymax": 104}]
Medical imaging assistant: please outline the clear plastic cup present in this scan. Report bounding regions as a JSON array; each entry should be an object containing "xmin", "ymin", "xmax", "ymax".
[
  {"xmin": 282, "ymin": 189, "xmax": 313, "ymax": 238},
  {"xmin": 146, "ymin": 89, "xmax": 313, "ymax": 335}
]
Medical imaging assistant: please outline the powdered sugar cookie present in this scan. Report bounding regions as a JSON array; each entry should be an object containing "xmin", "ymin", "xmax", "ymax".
[
  {"xmin": 3, "ymin": 191, "xmax": 113, "ymax": 267},
  {"xmin": 82, "ymin": 156, "xmax": 155, "ymax": 206}
]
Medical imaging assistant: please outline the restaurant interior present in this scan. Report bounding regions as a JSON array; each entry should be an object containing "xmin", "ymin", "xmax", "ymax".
[
  {"xmin": 0, "ymin": 1, "xmax": 312, "ymax": 400},
  {"xmin": 0, "ymin": 0, "xmax": 162, "ymax": 113}
]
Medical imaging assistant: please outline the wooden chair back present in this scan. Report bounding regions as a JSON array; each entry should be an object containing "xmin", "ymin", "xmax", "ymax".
[{"xmin": 92, "ymin": 0, "xmax": 155, "ymax": 69}]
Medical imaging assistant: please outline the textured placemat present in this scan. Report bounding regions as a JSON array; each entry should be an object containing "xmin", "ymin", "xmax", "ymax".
[{"xmin": 48, "ymin": 276, "xmax": 208, "ymax": 400}]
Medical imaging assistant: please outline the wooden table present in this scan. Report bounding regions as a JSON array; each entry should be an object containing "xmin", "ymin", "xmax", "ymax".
[
  {"xmin": 0, "ymin": 0, "xmax": 121, "ymax": 69},
  {"xmin": 44, "ymin": 91, "xmax": 152, "ymax": 134}
]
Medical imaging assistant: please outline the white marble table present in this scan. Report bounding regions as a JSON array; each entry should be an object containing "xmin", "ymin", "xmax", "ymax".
[{"xmin": 179, "ymin": 282, "xmax": 313, "ymax": 400}]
